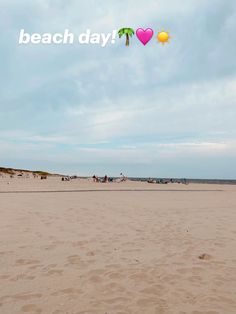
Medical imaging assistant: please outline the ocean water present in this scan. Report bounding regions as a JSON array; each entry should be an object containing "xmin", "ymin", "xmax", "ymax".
[{"xmin": 130, "ymin": 178, "xmax": 236, "ymax": 185}]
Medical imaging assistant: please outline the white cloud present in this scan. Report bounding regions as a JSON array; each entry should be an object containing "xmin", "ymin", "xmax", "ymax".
[{"xmin": 1, "ymin": 0, "xmax": 236, "ymax": 177}]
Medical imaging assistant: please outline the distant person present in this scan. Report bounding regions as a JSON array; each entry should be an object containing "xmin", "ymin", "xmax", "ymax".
[
  {"xmin": 92, "ymin": 175, "xmax": 99, "ymax": 182},
  {"xmin": 103, "ymin": 175, "xmax": 108, "ymax": 183},
  {"xmin": 120, "ymin": 173, "xmax": 127, "ymax": 182}
]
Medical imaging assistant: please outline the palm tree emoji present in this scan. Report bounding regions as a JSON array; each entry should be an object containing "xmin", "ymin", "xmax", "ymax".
[{"xmin": 118, "ymin": 28, "xmax": 135, "ymax": 46}]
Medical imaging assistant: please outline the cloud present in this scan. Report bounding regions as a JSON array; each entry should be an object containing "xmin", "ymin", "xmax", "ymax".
[{"xmin": 0, "ymin": 0, "xmax": 236, "ymax": 178}]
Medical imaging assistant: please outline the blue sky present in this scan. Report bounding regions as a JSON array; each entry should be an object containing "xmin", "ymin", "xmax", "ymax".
[{"xmin": 1, "ymin": 0, "xmax": 236, "ymax": 178}]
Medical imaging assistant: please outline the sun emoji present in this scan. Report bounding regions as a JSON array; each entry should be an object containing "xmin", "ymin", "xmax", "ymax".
[{"xmin": 157, "ymin": 31, "xmax": 171, "ymax": 45}]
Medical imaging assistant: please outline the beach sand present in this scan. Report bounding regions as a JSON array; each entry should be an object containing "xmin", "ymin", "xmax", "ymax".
[{"xmin": 0, "ymin": 177, "xmax": 236, "ymax": 314}]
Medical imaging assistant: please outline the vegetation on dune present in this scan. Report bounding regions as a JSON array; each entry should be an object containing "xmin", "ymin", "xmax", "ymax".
[
  {"xmin": 0, "ymin": 167, "xmax": 15, "ymax": 174},
  {"xmin": 34, "ymin": 171, "xmax": 51, "ymax": 176},
  {"xmin": 0, "ymin": 167, "xmax": 53, "ymax": 176}
]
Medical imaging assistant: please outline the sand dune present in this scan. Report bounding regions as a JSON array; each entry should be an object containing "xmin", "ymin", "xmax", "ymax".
[{"xmin": 0, "ymin": 178, "xmax": 236, "ymax": 313}]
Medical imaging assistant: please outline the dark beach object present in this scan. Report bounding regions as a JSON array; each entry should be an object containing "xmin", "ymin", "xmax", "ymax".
[{"xmin": 198, "ymin": 253, "xmax": 212, "ymax": 260}]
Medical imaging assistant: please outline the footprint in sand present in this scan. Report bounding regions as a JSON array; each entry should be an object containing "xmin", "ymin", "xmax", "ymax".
[
  {"xmin": 43, "ymin": 244, "xmax": 57, "ymax": 251},
  {"xmin": 72, "ymin": 240, "xmax": 89, "ymax": 248},
  {"xmin": 43, "ymin": 263, "xmax": 57, "ymax": 270},
  {"xmin": 0, "ymin": 275, "xmax": 10, "ymax": 280},
  {"xmin": 198, "ymin": 253, "xmax": 212, "ymax": 260},
  {"xmin": 86, "ymin": 251, "xmax": 95, "ymax": 257},
  {"xmin": 89, "ymin": 275, "xmax": 103, "ymax": 283},
  {"xmin": 21, "ymin": 304, "xmax": 42, "ymax": 313},
  {"xmin": 87, "ymin": 268, "xmax": 105, "ymax": 276},
  {"xmin": 192, "ymin": 311, "xmax": 219, "ymax": 314},
  {"xmin": 46, "ymin": 269, "xmax": 63, "ymax": 276},
  {"xmin": 43, "ymin": 264, "xmax": 63, "ymax": 276},
  {"xmin": 10, "ymin": 274, "xmax": 35, "ymax": 281},
  {"xmin": 14, "ymin": 293, "xmax": 42, "ymax": 301},
  {"xmin": 1, "ymin": 293, "xmax": 42, "ymax": 302},
  {"xmin": 51, "ymin": 288, "xmax": 82, "ymax": 298},
  {"xmin": 140, "ymin": 285, "xmax": 165, "ymax": 296},
  {"xmin": 102, "ymin": 297, "xmax": 130, "ymax": 305},
  {"xmin": 28, "ymin": 264, "xmax": 43, "ymax": 270},
  {"xmin": 108, "ymin": 272, "xmax": 123, "ymax": 280},
  {"xmin": 15, "ymin": 259, "xmax": 41, "ymax": 266},
  {"xmin": 0, "ymin": 250, "xmax": 13, "ymax": 255},
  {"xmin": 102, "ymin": 282, "xmax": 124, "ymax": 293},
  {"xmin": 67, "ymin": 255, "xmax": 81, "ymax": 265},
  {"xmin": 129, "ymin": 272, "xmax": 150, "ymax": 281},
  {"xmin": 187, "ymin": 275, "xmax": 202, "ymax": 283},
  {"xmin": 136, "ymin": 297, "xmax": 160, "ymax": 307}
]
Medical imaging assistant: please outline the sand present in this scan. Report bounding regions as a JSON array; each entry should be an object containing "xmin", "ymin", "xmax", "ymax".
[{"xmin": 0, "ymin": 177, "xmax": 236, "ymax": 314}]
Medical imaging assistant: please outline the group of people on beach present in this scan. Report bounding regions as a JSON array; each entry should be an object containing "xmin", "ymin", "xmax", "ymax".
[
  {"xmin": 147, "ymin": 178, "xmax": 188, "ymax": 184},
  {"xmin": 92, "ymin": 173, "xmax": 127, "ymax": 183},
  {"xmin": 92, "ymin": 175, "xmax": 110, "ymax": 183}
]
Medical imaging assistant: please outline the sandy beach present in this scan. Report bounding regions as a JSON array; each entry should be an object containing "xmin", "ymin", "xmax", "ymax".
[{"xmin": 0, "ymin": 177, "xmax": 236, "ymax": 314}]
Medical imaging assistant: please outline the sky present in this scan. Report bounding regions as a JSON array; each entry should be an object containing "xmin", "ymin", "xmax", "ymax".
[{"xmin": 0, "ymin": 0, "xmax": 236, "ymax": 178}]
